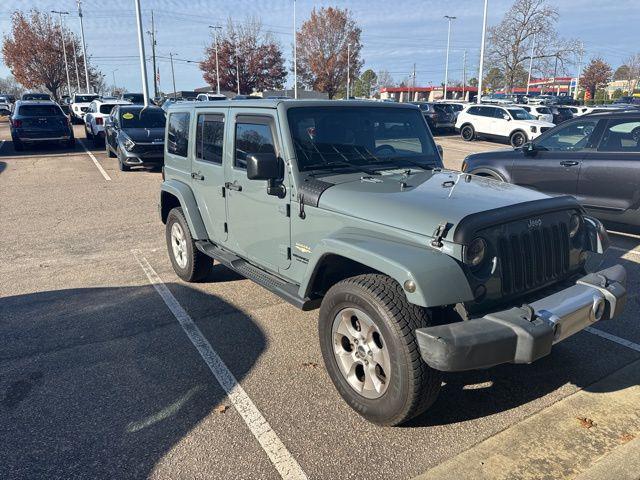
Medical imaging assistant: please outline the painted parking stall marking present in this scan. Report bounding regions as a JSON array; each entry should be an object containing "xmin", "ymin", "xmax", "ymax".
[
  {"xmin": 133, "ymin": 250, "xmax": 308, "ymax": 480},
  {"xmin": 586, "ymin": 327, "xmax": 640, "ymax": 353},
  {"xmin": 79, "ymin": 139, "xmax": 111, "ymax": 181}
]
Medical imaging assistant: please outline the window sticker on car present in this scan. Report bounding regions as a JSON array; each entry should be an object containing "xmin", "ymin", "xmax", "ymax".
[{"xmin": 122, "ymin": 113, "xmax": 134, "ymax": 120}]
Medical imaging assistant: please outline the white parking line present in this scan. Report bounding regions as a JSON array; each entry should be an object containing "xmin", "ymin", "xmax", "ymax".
[
  {"xmin": 79, "ymin": 139, "xmax": 111, "ymax": 181},
  {"xmin": 586, "ymin": 327, "xmax": 640, "ymax": 353},
  {"xmin": 133, "ymin": 250, "xmax": 308, "ymax": 480},
  {"xmin": 609, "ymin": 246, "xmax": 640, "ymax": 257}
]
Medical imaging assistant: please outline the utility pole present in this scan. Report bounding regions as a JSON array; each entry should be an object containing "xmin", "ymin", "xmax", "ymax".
[
  {"xmin": 146, "ymin": 11, "xmax": 158, "ymax": 99},
  {"xmin": 477, "ymin": 0, "xmax": 488, "ymax": 103},
  {"xmin": 168, "ymin": 52, "xmax": 177, "ymax": 100},
  {"xmin": 71, "ymin": 38, "xmax": 81, "ymax": 93},
  {"xmin": 235, "ymin": 41, "xmax": 241, "ymax": 95},
  {"xmin": 443, "ymin": 15, "xmax": 456, "ymax": 101},
  {"xmin": 52, "ymin": 11, "xmax": 72, "ymax": 100},
  {"xmin": 574, "ymin": 42, "xmax": 584, "ymax": 100},
  {"xmin": 293, "ymin": 0, "xmax": 298, "ymax": 99},
  {"xmin": 208, "ymin": 25, "xmax": 222, "ymax": 94},
  {"xmin": 526, "ymin": 33, "xmax": 536, "ymax": 95},
  {"xmin": 76, "ymin": 1, "xmax": 91, "ymax": 93},
  {"xmin": 346, "ymin": 43, "xmax": 351, "ymax": 99},
  {"xmin": 462, "ymin": 49, "xmax": 467, "ymax": 100},
  {"xmin": 134, "ymin": 0, "xmax": 151, "ymax": 106},
  {"xmin": 412, "ymin": 63, "xmax": 416, "ymax": 101},
  {"xmin": 111, "ymin": 69, "xmax": 118, "ymax": 96}
]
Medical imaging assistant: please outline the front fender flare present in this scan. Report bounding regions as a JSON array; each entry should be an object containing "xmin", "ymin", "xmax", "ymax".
[
  {"xmin": 299, "ymin": 230, "xmax": 474, "ymax": 308},
  {"xmin": 160, "ymin": 179, "xmax": 208, "ymax": 239}
]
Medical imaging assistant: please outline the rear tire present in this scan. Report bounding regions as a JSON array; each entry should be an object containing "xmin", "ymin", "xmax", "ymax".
[
  {"xmin": 66, "ymin": 137, "xmax": 75, "ymax": 148},
  {"xmin": 106, "ymin": 140, "xmax": 116, "ymax": 158},
  {"xmin": 461, "ymin": 124, "xmax": 475, "ymax": 141},
  {"xmin": 12, "ymin": 138, "xmax": 24, "ymax": 151},
  {"xmin": 165, "ymin": 207, "xmax": 212, "ymax": 282},
  {"xmin": 85, "ymin": 124, "xmax": 93, "ymax": 140},
  {"xmin": 318, "ymin": 274, "xmax": 441, "ymax": 426}
]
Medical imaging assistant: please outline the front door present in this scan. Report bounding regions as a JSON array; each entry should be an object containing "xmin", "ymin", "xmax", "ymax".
[
  {"xmin": 509, "ymin": 117, "xmax": 602, "ymax": 196},
  {"xmin": 190, "ymin": 110, "xmax": 228, "ymax": 242},
  {"xmin": 577, "ymin": 117, "xmax": 640, "ymax": 213},
  {"xmin": 224, "ymin": 112, "xmax": 291, "ymax": 273}
]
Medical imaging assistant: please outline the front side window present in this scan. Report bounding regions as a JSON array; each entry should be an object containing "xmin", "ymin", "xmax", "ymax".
[
  {"xmin": 535, "ymin": 119, "xmax": 600, "ymax": 151},
  {"xmin": 598, "ymin": 119, "xmax": 640, "ymax": 152},
  {"xmin": 167, "ymin": 112, "xmax": 190, "ymax": 157},
  {"xmin": 235, "ymin": 121, "xmax": 276, "ymax": 169},
  {"xmin": 287, "ymin": 106, "xmax": 439, "ymax": 172},
  {"xmin": 99, "ymin": 104, "xmax": 117, "ymax": 115},
  {"xmin": 196, "ymin": 114, "xmax": 224, "ymax": 163}
]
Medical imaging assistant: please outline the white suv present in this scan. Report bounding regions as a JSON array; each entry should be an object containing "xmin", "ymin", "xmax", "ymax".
[
  {"xmin": 456, "ymin": 104, "xmax": 555, "ymax": 147},
  {"xmin": 83, "ymin": 99, "xmax": 131, "ymax": 144},
  {"xmin": 70, "ymin": 93, "xmax": 100, "ymax": 123},
  {"xmin": 519, "ymin": 104, "xmax": 554, "ymax": 123}
]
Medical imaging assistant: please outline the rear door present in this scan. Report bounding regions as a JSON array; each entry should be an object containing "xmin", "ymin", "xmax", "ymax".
[
  {"xmin": 491, "ymin": 107, "xmax": 511, "ymax": 137},
  {"xmin": 509, "ymin": 117, "xmax": 603, "ymax": 196},
  {"xmin": 577, "ymin": 117, "xmax": 640, "ymax": 214},
  {"xmin": 190, "ymin": 110, "xmax": 228, "ymax": 242},
  {"xmin": 224, "ymin": 110, "xmax": 291, "ymax": 273}
]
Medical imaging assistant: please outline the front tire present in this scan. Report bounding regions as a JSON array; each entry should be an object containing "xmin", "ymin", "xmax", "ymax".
[
  {"xmin": 510, "ymin": 130, "xmax": 526, "ymax": 148},
  {"xmin": 117, "ymin": 147, "xmax": 131, "ymax": 171},
  {"xmin": 106, "ymin": 140, "xmax": 116, "ymax": 158},
  {"xmin": 165, "ymin": 207, "xmax": 212, "ymax": 282},
  {"xmin": 319, "ymin": 274, "xmax": 441, "ymax": 426},
  {"xmin": 461, "ymin": 124, "xmax": 475, "ymax": 141}
]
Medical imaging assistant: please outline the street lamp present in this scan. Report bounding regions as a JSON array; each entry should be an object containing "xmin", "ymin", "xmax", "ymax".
[
  {"xmin": 293, "ymin": 0, "xmax": 297, "ymax": 99},
  {"xmin": 443, "ymin": 15, "xmax": 456, "ymax": 101},
  {"xmin": 477, "ymin": 0, "xmax": 489, "ymax": 103},
  {"xmin": 133, "ymin": 0, "xmax": 151, "ymax": 106},
  {"xmin": 346, "ymin": 42, "xmax": 351, "ymax": 99},
  {"xmin": 76, "ymin": 0, "xmax": 91, "ymax": 93},
  {"xmin": 208, "ymin": 25, "xmax": 222, "ymax": 94},
  {"xmin": 52, "ymin": 10, "xmax": 72, "ymax": 100}
]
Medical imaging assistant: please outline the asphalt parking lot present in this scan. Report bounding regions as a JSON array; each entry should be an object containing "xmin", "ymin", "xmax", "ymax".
[{"xmin": 1, "ymin": 119, "xmax": 639, "ymax": 480}]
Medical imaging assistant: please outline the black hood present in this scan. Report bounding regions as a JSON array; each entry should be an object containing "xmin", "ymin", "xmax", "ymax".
[
  {"xmin": 122, "ymin": 127, "xmax": 165, "ymax": 143},
  {"xmin": 465, "ymin": 147, "xmax": 521, "ymax": 162}
]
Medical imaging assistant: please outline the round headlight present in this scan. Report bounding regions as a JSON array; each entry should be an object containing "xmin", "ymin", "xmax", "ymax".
[
  {"xmin": 569, "ymin": 214, "xmax": 582, "ymax": 238},
  {"xmin": 464, "ymin": 237, "xmax": 487, "ymax": 268}
]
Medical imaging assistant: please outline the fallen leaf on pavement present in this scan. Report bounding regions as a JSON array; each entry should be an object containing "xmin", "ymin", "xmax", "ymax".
[
  {"xmin": 619, "ymin": 433, "xmax": 635, "ymax": 443},
  {"xmin": 302, "ymin": 362, "xmax": 319, "ymax": 368},
  {"xmin": 577, "ymin": 417, "xmax": 596, "ymax": 429},
  {"xmin": 215, "ymin": 405, "xmax": 228, "ymax": 414}
]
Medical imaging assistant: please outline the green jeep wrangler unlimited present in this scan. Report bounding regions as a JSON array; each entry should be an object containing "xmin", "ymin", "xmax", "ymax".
[{"xmin": 159, "ymin": 100, "xmax": 626, "ymax": 426}]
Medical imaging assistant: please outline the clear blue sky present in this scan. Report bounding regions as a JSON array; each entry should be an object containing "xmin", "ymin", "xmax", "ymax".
[{"xmin": 1, "ymin": 0, "xmax": 637, "ymax": 93}]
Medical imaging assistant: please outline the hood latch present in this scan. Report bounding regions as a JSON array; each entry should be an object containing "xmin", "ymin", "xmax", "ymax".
[{"xmin": 431, "ymin": 222, "xmax": 453, "ymax": 247}]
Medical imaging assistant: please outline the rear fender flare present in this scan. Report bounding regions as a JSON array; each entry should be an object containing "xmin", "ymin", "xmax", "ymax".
[{"xmin": 160, "ymin": 180, "xmax": 208, "ymax": 239}]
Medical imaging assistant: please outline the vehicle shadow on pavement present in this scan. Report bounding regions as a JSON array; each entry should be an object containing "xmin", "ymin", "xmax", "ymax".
[
  {"xmin": 0, "ymin": 284, "xmax": 266, "ymax": 479},
  {"xmin": 0, "ymin": 140, "xmax": 81, "ymax": 157},
  {"xmin": 0, "ymin": 161, "xmax": 5, "ymax": 174}
]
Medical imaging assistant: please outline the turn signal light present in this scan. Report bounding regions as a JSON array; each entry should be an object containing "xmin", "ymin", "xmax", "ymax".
[{"xmin": 11, "ymin": 119, "xmax": 22, "ymax": 128}]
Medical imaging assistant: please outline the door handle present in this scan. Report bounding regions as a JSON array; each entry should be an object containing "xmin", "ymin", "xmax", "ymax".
[
  {"xmin": 191, "ymin": 172, "xmax": 205, "ymax": 181},
  {"xmin": 225, "ymin": 181, "xmax": 242, "ymax": 191},
  {"xmin": 560, "ymin": 161, "xmax": 579, "ymax": 167}
]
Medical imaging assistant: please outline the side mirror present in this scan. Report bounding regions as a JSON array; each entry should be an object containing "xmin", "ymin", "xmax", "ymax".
[
  {"xmin": 502, "ymin": 114, "xmax": 510, "ymax": 120},
  {"xmin": 436, "ymin": 144, "xmax": 443, "ymax": 156},
  {"xmin": 246, "ymin": 153, "xmax": 286, "ymax": 198},
  {"xmin": 522, "ymin": 142, "xmax": 535, "ymax": 155}
]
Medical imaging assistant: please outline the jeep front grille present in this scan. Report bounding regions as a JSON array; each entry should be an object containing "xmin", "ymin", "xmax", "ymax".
[{"xmin": 497, "ymin": 222, "xmax": 570, "ymax": 295}]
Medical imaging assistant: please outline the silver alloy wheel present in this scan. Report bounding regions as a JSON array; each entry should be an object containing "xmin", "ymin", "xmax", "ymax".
[
  {"xmin": 332, "ymin": 307, "xmax": 391, "ymax": 399},
  {"xmin": 170, "ymin": 222, "xmax": 188, "ymax": 269}
]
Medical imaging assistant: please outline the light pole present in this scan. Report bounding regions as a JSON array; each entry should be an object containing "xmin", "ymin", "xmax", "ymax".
[
  {"xmin": 52, "ymin": 10, "xmax": 72, "ymax": 100},
  {"xmin": 526, "ymin": 33, "xmax": 536, "ymax": 95},
  {"xmin": 71, "ymin": 37, "xmax": 81, "ymax": 93},
  {"xmin": 208, "ymin": 25, "xmax": 222, "ymax": 94},
  {"xmin": 293, "ymin": 0, "xmax": 298, "ymax": 99},
  {"xmin": 346, "ymin": 42, "xmax": 351, "ymax": 99},
  {"xmin": 443, "ymin": 15, "xmax": 456, "ymax": 100},
  {"xmin": 76, "ymin": 0, "xmax": 91, "ymax": 93},
  {"xmin": 462, "ymin": 49, "xmax": 467, "ymax": 100},
  {"xmin": 168, "ymin": 52, "xmax": 178, "ymax": 100},
  {"xmin": 111, "ymin": 69, "xmax": 118, "ymax": 95},
  {"xmin": 134, "ymin": 0, "xmax": 151, "ymax": 106},
  {"xmin": 477, "ymin": 0, "xmax": 488, "ymax": 103},
  {"xmin": 235, "ymin": 41, "xmax": 241, "ymax": 95},
  {"xmin": 146, "ymin": 10, "xmax": 158, "ymax": 99}
]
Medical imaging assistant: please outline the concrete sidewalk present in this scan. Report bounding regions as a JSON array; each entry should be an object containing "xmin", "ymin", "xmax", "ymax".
[{"xmin": 415, "ymin": 358, "xmax": 640, "ymax": 480}]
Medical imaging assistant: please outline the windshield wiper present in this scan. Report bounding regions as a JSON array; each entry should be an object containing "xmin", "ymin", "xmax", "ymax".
[
  {"xmin": 304, "ymin": 160, "xmax": 381, "ymax": 176},
  {"xmin": 370, "ymin": 156, "xmax": 437, "ymax": 171}
]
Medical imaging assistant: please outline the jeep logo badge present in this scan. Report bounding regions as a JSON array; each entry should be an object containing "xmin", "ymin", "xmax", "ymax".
[{"xmin": 528, "ymin": 218, "xmax": 542, "ymax": 229}]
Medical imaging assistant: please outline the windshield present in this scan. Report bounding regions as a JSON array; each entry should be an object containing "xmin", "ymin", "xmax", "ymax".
[
  {"xmin": 287, "ymin": 106, "xmax": 440, "ymax": 173},
  {"xmin": 23, "ymin": 94, "xmax": 50, "ymax": 100},
  {"xmin": 123, "ymin": 94, "xmax": 144, "ymax": 103},
  {"xmin": 18, "ymin": 105, "xmax": 62, "ymax": 116},
  {"xmin": 74, "ymin": 95, "xmax": 98, "ymax": 103},
  {"xmin": 434, "ymin": 104, "xmax": 454, "ymax": 113},
  {"xmin": 119, "ymin": 109, "xmax": 166, "ymax": 128},
  {"xmin": 508, "ymin": 108, "xmax": 535, "ymax": 120}
]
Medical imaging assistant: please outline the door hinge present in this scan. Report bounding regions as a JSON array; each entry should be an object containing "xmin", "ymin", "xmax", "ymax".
[
  {"xmin": 278, "ymin": 204, "xmax": 291, "ymax": 217},
  {"xmin": 224, "ymin": 222, "xmax": 228, "ymax": 233},
  {"xmin": 279, "ymin": 244, "xmax": 290, "ymax": 259},
  {"xmin": 221, "ymin": 185, "xmax": 226, "ymax": 197}
]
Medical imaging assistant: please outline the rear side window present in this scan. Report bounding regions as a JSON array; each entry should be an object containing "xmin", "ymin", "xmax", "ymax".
[
  {"xmin": 467, "ymin": 106, "xmax": 480, "ymax": 115},
  {"xmin": 100, "ymin": 104, "xmax": 117, "ymax": 114},
  {"xmin": 18, "ymin": 105, "xmax": 62, "ymax": 116},
  {"xmin": 598, "ymin": 119, "xmax": 640, "ymax": 152},
  {"xmin": 234, "ymin": 121, "xmax": 275, "ymax": 169},
  {"xmin": 167, "ymin": 112, "xmax": 190, "ymax": 157},
  {"xmin": 196, "ymin": 114, "xmax": 224, "ymax": 164}
]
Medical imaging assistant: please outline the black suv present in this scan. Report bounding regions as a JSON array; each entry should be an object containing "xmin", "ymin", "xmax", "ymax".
[
  {"xmin": 104, "ymin": 105, "xmax": 166, "ymax": 171},
  {"xmin": 462, "ymin": 111, "xmax": 640, "ymax": 228},
  {"xmin": 412, "ymin": 102, "xmax": 455, "ymax": 132},
  {"xmin": 10, "ymin": 100, "xmax": 75, "ymax": 150}
]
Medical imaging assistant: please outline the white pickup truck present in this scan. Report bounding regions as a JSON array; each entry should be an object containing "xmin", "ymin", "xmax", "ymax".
[{"xmin": 70, "ymin": 93, "xmax": 99, "ymax": 124}]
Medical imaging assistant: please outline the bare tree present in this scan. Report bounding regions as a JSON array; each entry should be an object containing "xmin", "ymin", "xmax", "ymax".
[
  {"xmin": 487, "ymin": 0, "xmax": 582, "ymax": 92},
  {"xmin": 376, "ymin": 70, "xmax": 395, "ymax": 88},
  {"xmin": 622, "ymin": 53, "xmax": 640, "ymax": 94}
]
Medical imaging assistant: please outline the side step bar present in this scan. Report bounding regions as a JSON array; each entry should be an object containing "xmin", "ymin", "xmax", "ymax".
[{"xmin": 195, "ymin": 241, "xmax": 321, "ymax": 311}]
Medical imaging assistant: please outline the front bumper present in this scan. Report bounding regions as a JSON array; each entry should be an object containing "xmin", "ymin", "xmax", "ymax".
[
  {"xmin": 416, "ymin": 265, "xmax": 627, "ymax": 372},
  {"xmin": 120, "ymin": 145, "xmax": 164, "ymax": 165}
]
